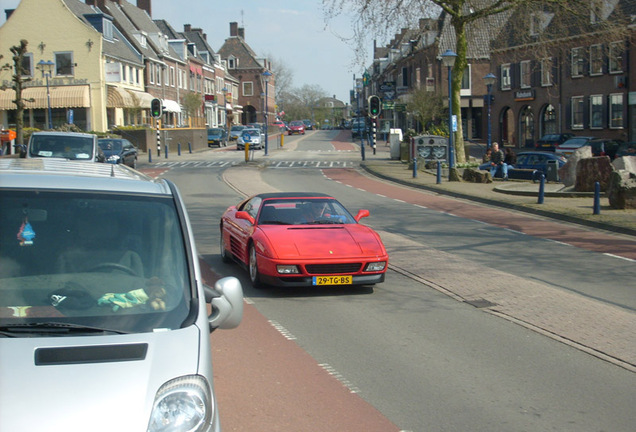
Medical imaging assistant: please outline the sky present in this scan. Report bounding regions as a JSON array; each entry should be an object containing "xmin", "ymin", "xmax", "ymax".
[{"xmin": 0, "ymin": 0, "xmax": 371, "ymax": 103}]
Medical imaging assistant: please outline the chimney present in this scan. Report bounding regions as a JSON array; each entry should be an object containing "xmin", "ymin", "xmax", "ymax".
[
  {"xmin": 85, "ymin": 0, "xmax": 106, "ymax": 8},
  {"xmin": 238, "ymin": 27, "xmax": 245, "ymax": 39},
  {"xmin": 230, "ymin": 22, "xmax": 238, "ymax": 37},
  {"xmin": 137, "ymin": 0, "xmax": 151, "ymax": 17},
  {"xmin": 184, "ymin": 24, "xmax": 191, "ymax": 32}
]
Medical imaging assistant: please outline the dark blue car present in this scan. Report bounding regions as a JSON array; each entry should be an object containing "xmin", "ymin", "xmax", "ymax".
[
  {"xmin": 207, "ymin": 128, "xmax": 227, "ymax": 147},
  {"xmin": 97, "ymin": 138, "xmax": 138, "ymax": 168},
  {"xmin": 480, "ymin": 151, "xmax": 566, "ymax": 181}
]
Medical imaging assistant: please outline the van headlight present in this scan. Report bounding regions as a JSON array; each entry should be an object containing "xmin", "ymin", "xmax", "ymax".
[{"xmin": 147, "ymin": 375, "xmax": 212, "ymax": 432}]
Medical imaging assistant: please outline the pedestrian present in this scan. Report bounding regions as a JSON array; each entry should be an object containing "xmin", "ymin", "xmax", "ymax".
[
  {"xmin": 489, "ymin": 142, "xmax": 508, "ymax": 180},
  {"xmin": 482, "ymin": 148, "xmax": 492, "ymax": 164},
  {"xmin": 504, "ymin": 147, "xmax": 516, "ymax": 165}
]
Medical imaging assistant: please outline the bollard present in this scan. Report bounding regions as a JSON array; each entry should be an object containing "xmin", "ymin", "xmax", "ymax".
[
  {"xmin": 537, "ymin": 174, "xmax": 545, "ymax": 204},
  {"xmin": 244, "ymin": 142, "xmax": 249, "ymax": 163},
  {"xmin": 188, "ymin": 142, "xmax": 192, "ymax": 154},
  {"xmin": 148, "ymin": 149, "xmax": 152, "ymax": 163},
  {"xmin": 593, "ymin": 181, "xmax": 601, "ymax": 215},
  {"xmin": 437, "ymin": 161, "xmax": 441, "ymax": 184},
  {"xmin": 178, "ymin": 142, "xmax": 181, "ymax": 156},
  {"xmin": 413, "ymin": 156, "xmax": 417, "ymax": 178},
  {"xmin": 280, "ymin": 133, "xmax": 284, "ymax": 148},
  {"xmin": 164, "ymin": 143, "xmax": 168, "ymax": 159}
]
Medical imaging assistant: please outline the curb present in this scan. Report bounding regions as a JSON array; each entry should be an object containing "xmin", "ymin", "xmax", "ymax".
[{"xmin": 360, "ymin": 162, "xmax": 636, "ymax": 237}]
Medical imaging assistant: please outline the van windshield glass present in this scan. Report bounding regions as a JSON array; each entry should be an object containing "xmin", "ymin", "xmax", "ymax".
[
  {"xmin": 0, "ymin": 190, "xmax": 192, "ymax": 335},
  {"xmin": 29, "ymin": 136, "xmax": 94, "ymax": 160}
]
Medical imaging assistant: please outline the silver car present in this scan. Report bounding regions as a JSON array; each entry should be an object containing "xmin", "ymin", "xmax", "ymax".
[
  {"xmin": 0, "ymin": 159, "xmax": 243, "ymax": 432},
  {"xmin": 236, "ymin": 127, "xmax": 265, "ymax": 150}
]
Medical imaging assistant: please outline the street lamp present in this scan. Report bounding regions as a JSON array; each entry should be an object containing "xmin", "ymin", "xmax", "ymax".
[
  {"xmin": 36, "ymin": 59, "xmax": 54, "ymax": 129},
  {"xmin": 222, "ymin": 86, "xmax": 228, "ymax": 146},
  {"xmin": 262, "ymin": 70, "xmax": 272, "ymax": 156},
  {"xmin": 484, "ymin": 73, "xmax": 497, "ymax": 150},
  {"xmin": 441, "ymin": 49, "xmax": 457, "ymax": 181}
]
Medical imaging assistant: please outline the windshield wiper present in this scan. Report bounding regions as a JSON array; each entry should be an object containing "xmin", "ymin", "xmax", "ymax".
[{"xmin": 0, "ymin": 322, "xmax": 129, "ymax": 337}]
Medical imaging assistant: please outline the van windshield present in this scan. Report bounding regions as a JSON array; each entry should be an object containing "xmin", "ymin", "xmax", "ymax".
[
  {"xmin": 29, "ymin": 135, "xmax": 94, "ymax": 160},
  {"xmin": 0, "ymin": 190, "xmax": 192, "ymax": 335}
]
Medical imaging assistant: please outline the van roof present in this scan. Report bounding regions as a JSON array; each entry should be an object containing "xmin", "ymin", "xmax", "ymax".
[{"xmin": 0, "ymin": 159, "xmax": 171, "ymax": 195}]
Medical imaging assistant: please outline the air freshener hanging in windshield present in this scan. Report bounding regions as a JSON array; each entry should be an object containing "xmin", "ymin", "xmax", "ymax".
[{"xmin": 17, "ymin": 217, "xmax": 36, "ymax": 246}]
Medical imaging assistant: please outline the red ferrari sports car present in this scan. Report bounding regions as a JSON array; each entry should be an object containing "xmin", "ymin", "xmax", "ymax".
[{"xmin": 220, "ymin": 192, "xmax": 388, "ymax": 288}]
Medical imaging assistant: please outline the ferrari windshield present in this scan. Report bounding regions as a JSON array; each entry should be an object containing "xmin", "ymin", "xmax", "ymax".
[
  {"xmin": 257, "ymin": 198, "xmax": 356, "ymax": 225},
  {"xmin": 0, "ymin": 190, "xmax": 192, "ymax": 335}
]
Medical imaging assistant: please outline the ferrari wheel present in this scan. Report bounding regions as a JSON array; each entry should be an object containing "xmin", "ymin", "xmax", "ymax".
[
  {"xmin": 249, "ymin": 244, "xmax": 264, "ymax": 288},
  {"xmin": 220, "ymin": 232, "xmax": 231, "ymax": 263}
]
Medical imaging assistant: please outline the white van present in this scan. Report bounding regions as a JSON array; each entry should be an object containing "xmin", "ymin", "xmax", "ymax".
[
  {"xmin": 0, "ymin": 159, "xmax": 243, "ymax": 432},
  {"xmin": 26, "ymin": 131, "xmax": 105, "ymax": 162}
]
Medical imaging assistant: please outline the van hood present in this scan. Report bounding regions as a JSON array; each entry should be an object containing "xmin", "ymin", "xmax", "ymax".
[{"xmin": 0, "ymin": 326, "xmax": 202, "ymax": 432}]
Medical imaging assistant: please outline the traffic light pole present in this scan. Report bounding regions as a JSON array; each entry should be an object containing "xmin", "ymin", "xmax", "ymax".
[{"xmin": 156, "ymin": 119, "xmax": 161, "ymax": 157}]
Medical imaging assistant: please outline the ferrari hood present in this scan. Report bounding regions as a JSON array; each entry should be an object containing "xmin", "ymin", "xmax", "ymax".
[{"xmin": 261, "ymin": 225, "xmax": 384, "ymax": 258}]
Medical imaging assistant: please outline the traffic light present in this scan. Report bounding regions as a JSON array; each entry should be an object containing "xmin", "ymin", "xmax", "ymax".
[
  {"xmin": 368, "ymin": 95, "xmax": 381, "ymax": 118},
  {"xmin": 151, "ymin": 98, "xmax": 163, "ymax": 118}
]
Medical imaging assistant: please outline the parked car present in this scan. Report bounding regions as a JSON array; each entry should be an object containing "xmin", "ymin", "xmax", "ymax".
[
  {"xmin": 220, "ymin": 192, "xmax": 388, "ymax": 288},
  {"xmin": 97, "ymin": 138, "xmax": 138, "ymax": 168},
  {"xmin": 535, "ymin": 133, "xmax": 574, "ymax": 152},
  {"xmin": 0, "ymin": 159, "xmax": 243, "ymax": 432},
  {"xmin": 555, "ymin": 136, "xmax": 595, "ymax": 158},
  {"xmin": 207, "ymin": 127, "xmax": 227, "ymax": 147},
  {"xmin": 229, "ymin": 125, "xmax": 247, "ymax": 141},
  {"xmin": 272, "ymin": 121, "xmax": 286, "ymax": 130},
  {"xmin": 351, "ymin": 117, "xmax": 368, "ymax": 139},
  {"xmin": 589, "ymin": 139, "xmax": 624, "ymax": 160},
  {"xmin": 302, "ymin": 119, "xmax": 314, "ymax": 130},
  {"xmin": 287, "ymin": 120, "xmax": 306, "ymax": 135},
  {"xmin": 27, "ymin": 131, "xmax": 105, "ymax": 162},
  {"xmin": 616, "ymin": 142, "xmax": 636, "ymax": 158},
  {"xmin": 237, "ymin": 127, "xmax": 265, "ymax": 150}
]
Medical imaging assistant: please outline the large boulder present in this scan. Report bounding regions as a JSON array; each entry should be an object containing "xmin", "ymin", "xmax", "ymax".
[
  {"xmin": 612, "ymin": 155, "xmax": 636, "ymax": 173},
  {"xmin": 575, "ymin": 156, "xmax": 613, "ymax": 192},
  {"xmin": 462, "ymin": 167, "xmax": 492, "ymax": 183},
  {"xmin": 559, "ymin": 146, "xmax": 593, "ymax": 187},
  {"xmin": 607, "ymin": 170, "xmax": 636, "ymax": 209}
]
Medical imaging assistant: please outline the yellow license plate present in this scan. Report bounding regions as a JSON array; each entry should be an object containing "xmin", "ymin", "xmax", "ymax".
[{"xmin": 313, "ymin": 275, "xmax": 352, "ymax": 285}]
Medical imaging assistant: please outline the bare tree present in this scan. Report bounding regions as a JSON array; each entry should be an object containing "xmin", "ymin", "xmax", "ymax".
[
  {"xmin": 1, "ymin": 39, "xmax": 31, "ymax": 148},
  {"xmin": 322, "ymin": 0, "xmax": 630, "ymax": 180},
  {"xmin": 265, "ymin": 54, "xmax": 294, "ymax": 109}
]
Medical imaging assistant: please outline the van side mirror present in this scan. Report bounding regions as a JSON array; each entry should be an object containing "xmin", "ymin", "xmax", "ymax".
[{"xmin": 206, "ymin": 277, "xmax": 243, "ymax": 330}]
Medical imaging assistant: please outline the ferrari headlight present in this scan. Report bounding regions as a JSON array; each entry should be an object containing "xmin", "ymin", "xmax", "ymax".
[
  {"xmin": 364, "ymin": 261, "xmax": 386, "ymax": 272},
  {"xmin": 277, "ymin": 265, "xmax": 300, "ymax": 274},
  {"xmin": 147, "ymin": 375, "xmax": 212, "ymax": 432}
]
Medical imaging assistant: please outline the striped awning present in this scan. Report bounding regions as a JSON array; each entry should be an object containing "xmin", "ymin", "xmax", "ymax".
[
  {"xmin": 0, "ymin": 85, "xmax": 90, "ymax": 110},
  {"xmin": 106, "ymin": 86, "xmax": 154, "ymax": 109}
]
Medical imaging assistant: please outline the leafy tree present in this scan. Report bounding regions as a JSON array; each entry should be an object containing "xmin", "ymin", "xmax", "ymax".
[
  {"xmin": 182, "ymin": 92, "xmax": 203, "ymax": 121},
  {"xmin": 322, "ymin": 0, "xmax": 630, "ymax": 180}
]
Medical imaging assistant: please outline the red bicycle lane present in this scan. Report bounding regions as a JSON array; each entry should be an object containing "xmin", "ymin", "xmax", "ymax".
[{"xmin": 324, "ymin": 168, "xmax": 636, "ymax": 261}]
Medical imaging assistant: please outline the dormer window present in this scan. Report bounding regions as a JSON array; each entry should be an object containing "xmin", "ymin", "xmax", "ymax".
[
  {"xmin": 228, "ymin": 56, "xmax": 238, "ymax": 69},
  {"xmin": 103, "ymin": 19, "xmax": 113, "ymax": 41}
]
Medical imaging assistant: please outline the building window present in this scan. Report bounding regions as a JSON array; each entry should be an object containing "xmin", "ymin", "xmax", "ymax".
[
  {"xmin": 609, "ymin": 41, "xmax": 623, "ymax": 73},
  {"xmin": 590, "ymin": 95, "xmax": 603, "ymax": 129},
  {"xmin": 501, "ymin": 64, "xmax": 511, "ymax": 90},
  {"xmin": 243, "ymin": 81, "xmax": 253, "ymax": 97},
  {"xmin": 520, "ymin": 60, "xmax": 531, "ymax": 88},
  {"xmin": 571, "ymin": 96, "xmax": 584, "ymax": 129},
  {"xmin": 103, "ymin": 19, "xmax": 113, "ymax": 41},
  {"xmin": 460, "ymin": 65, "xmax": 471, "ymax": 96},
  {"xmin": 54, "ymin": 52, "xmax": 74, "ymax": 76},
  {"xmin": 129, "ymin": 66, "xmax": 134, "ymax": 83},
  {"xmin": 149, "ymin": 63, "xmax": 154, "ymax": 84},
  {"xmin": 121, "ymin": 64, "xmax": 127, "ymax": 82},
  {"xmin": 589, "ymin": 44, "xmax": 603, "ymax": 76},
  {"xmin": 170, "ymin": 67, "xmax": 175, "ymax": 87},
  {"xmin": 21, "ymin": 53, "xmax": 33, "ymax": 77},
  {"xmin": 541, "ymin": 58, "xmax": 552, "ymax": 86},
  {"xmin": 156, "ymin": 65, "xmax": 161, "ymax": 86},
  {"xmin": 609, "ymin": 93, "xmax": 623, "ymax": 129},
  {"xmin": 571, "ymin": 47, "xmax": 584, "ymax": 77}
]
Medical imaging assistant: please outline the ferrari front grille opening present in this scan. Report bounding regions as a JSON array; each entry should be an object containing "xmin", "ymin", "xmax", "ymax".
[{"xmin": 305, "ymin": 263, "xmax": 362, "ymax": 274}]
